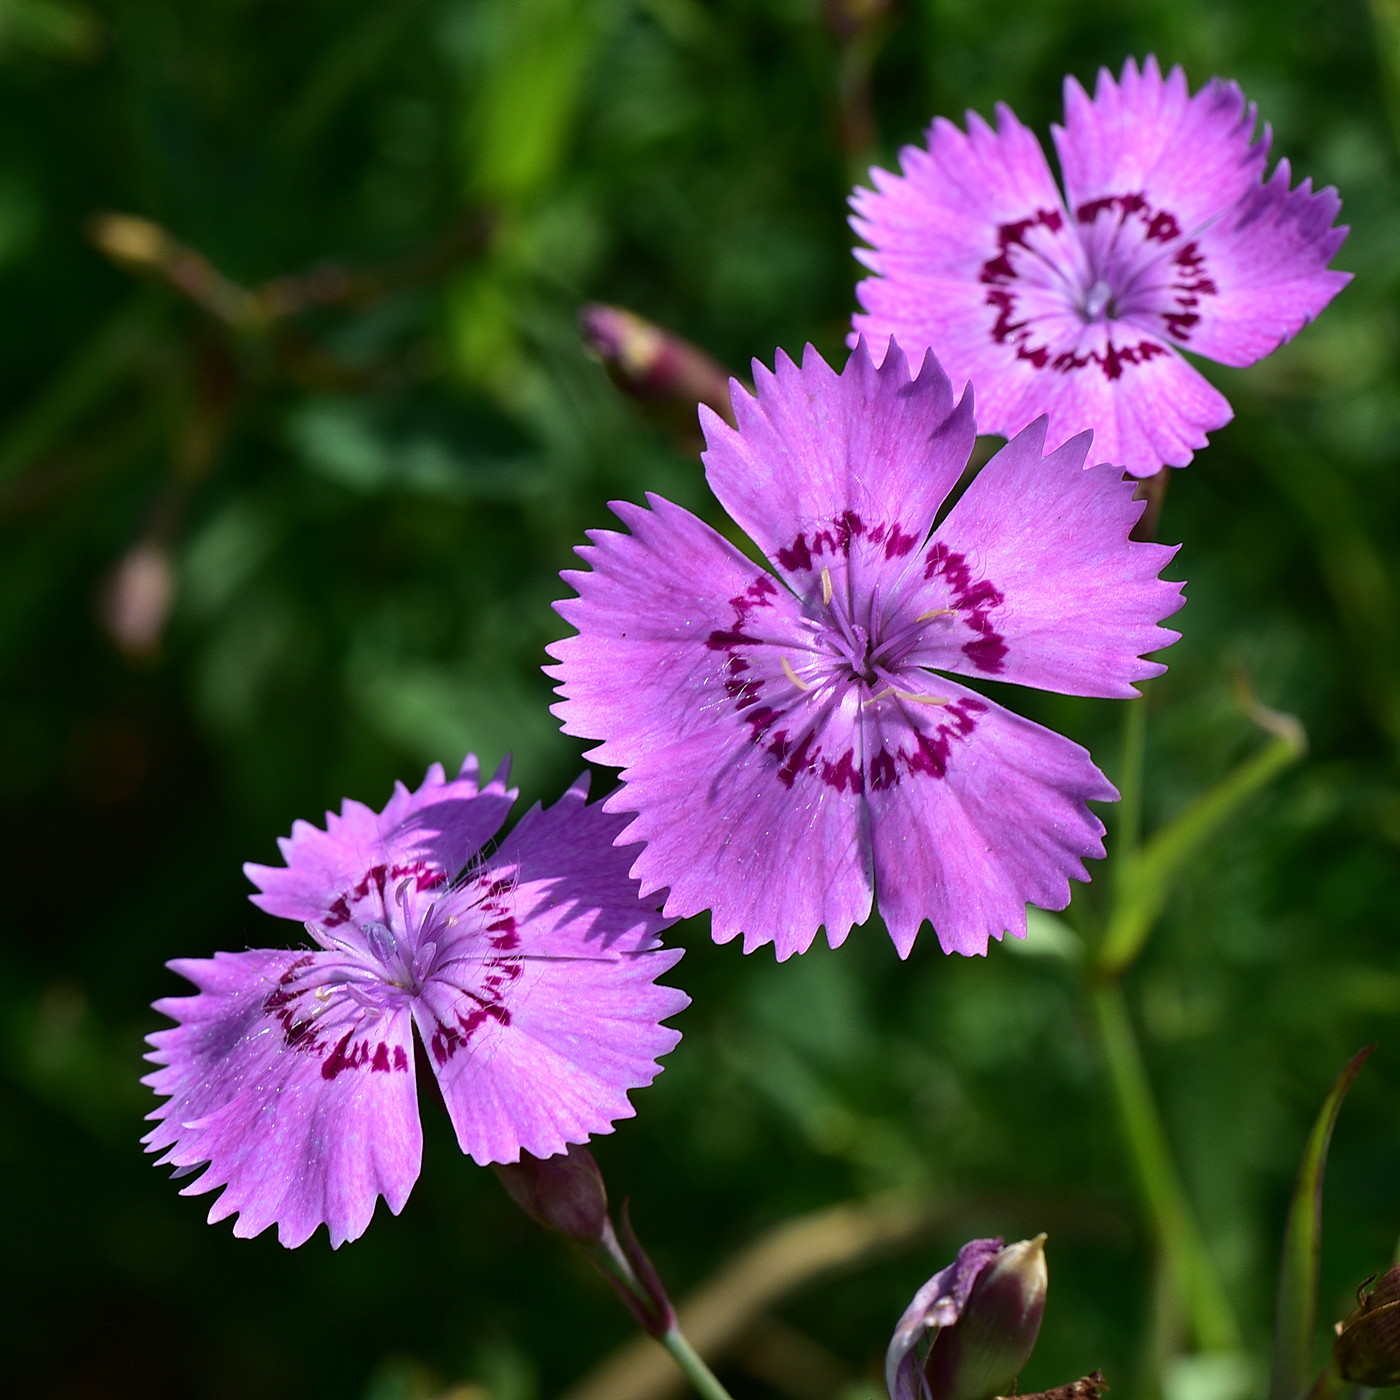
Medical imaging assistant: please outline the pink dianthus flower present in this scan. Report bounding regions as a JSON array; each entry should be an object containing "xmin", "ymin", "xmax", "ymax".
[
  {"xmin": 851, "ymin": 57, "xmax": 1349, "ymax": 475},
  {"xmin": 143, "ymin": 757, "xmax": 687, "ymax": 1248},
  {"xmin": 549, "ymin": 341, "xmax": 1183, "ymax": 960}
]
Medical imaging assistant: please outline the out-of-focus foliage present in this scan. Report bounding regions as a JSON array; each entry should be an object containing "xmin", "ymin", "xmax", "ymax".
[{"xmin": 1, "ymin": 2, "xmax": 1398, "ymax": 1398}]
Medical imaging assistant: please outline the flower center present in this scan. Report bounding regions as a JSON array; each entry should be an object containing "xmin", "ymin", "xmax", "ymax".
[{"xmin": 1081, "ymin": 278, "xmax": 1116, "ymax": 321}]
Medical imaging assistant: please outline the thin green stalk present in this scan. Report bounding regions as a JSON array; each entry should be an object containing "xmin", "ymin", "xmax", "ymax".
[
  {"xmin": 1091, "ymin": 983, "xmax": 1240, "ymax": 1355},
  {"xmin": 1117, "ymin": 695, "xmax": 1148, "ymax": 861},
  {"xmin": 659, "ymin": 1325, "xmax": 737, "ymax": 1400}
]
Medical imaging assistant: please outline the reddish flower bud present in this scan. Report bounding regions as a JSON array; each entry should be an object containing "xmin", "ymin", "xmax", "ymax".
[
  {"xmin": 493, "ymin": 1144, "xmax": 609, "ymax": 1245},
  {"xmin": 887, "ymin": 1236, "xmax": 1048, "ymax": 1400},
  {"xmin": 579, "ymin": 303, "xmax": 735, "ymax": 433}
]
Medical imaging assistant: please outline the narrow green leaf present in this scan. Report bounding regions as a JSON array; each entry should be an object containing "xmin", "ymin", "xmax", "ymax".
[
  {"xmin": 1097, "ymin": 704, "xmax": 1306, "ymax": 982},
  {"xmin": 1093, "ymin": 983, "xmax": 1240, "ymax": 1356},
  {"xmin": 1268, "ymin": 1046, "xmax": 1375, "ymax": 1400}
]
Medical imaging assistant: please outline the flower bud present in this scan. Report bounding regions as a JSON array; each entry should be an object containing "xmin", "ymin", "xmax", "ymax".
[
  {"xmin": 887, "ymin": 1236, "xmax": 1048, "ymax": 1400},
  {"xmin": 579, "ymin": 303, "xmax": 736, "ymax": 432},
  {"xmin": 493, "ymin": 1144, "xmax": 609, "ymax": 1245},
  {"xmin": 1335, "ymin": 1265, "xmax": 1400, "ymax": 1387}
]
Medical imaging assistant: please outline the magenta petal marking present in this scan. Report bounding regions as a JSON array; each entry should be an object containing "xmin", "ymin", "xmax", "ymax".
[
  {"xmin": 851, "ymin": 55, "xmax": 1348, "ymax": 472},
  {"xmin": 146, "ymin": 759, "xmax": 685, "ymax": 1246},
  {"xmin": 550, "ymin": 343, "xmax": 1179, "ymax": 957}
]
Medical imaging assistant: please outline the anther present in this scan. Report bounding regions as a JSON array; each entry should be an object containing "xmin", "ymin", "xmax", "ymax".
[
  {"xmin": 820, "ymin": 567, "xmax": 833, "ymax": 605},
  {"xmin": 916, "ymin": 607, "xmax": 958, "ymax": 622},
  {"xmin": 781, "ymin": 655, "xmax": 813, "ymax": 691},
  {"xmin": 894, "ymin": 689, "xmax": 951, "ymax": 706}
]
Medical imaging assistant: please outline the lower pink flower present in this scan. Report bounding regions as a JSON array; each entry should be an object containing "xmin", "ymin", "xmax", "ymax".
[
  {"xmin": 548, "ymin": 341, "xmax": 1184, "ymax": 959},
  {"xmin": 143, "ymin": 757, "xmax": 688, "ymax": 1248}
]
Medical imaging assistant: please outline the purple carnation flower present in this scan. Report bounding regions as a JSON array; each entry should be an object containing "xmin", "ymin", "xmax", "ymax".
[
  {"xmin": 548, "ymin": 341, "xmax": 1183, "ymax": 959},
  {"xmin": 850, "ymin": 56, "xmax": 1350, "ymax": 476},
  {"xmin": 143, "ymin": 757, "xmax": 688, "ymax": 1248}
]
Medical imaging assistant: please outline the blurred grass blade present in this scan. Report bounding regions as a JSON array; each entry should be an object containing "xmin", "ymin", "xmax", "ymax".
[
  {"xmin": 1092, "ymin": 983, "xmax": 1240, "ymax": 1355},
  {"xmin": 1097, "ymin": 695, "xmax": 1306, "ymax": 982},
  {"xmin": 1268, "ymin": 1046, "xmax": 1375, "ymax": 1400},
  {"xmin": 1369, "ymin": 0, "xmax": 1400, "ymax": 149}
]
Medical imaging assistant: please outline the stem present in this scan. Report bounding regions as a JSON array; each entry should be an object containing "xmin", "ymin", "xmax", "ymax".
[
  {"xmin": 1117, "ymin": 694, "xmax": 1148, "ymax": 862},
  {"xmin": 659, "ymin": 1325, "xmax": 738, "ymax": 1400},
  {"xmin": 1091, "ymin": 982, "xmax": 1240, "ymax": 1355}
]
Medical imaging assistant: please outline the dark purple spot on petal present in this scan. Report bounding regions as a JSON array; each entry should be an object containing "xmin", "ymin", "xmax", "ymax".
[
  {"xmin": 923, "ymin": 546, "xmax": 1007, "ymax": 674},
  {"xmin": 821, "ymin": 749, "xmax": 864, "ymax": 794},
  {"xmin": 869, "ymin": 698, "xmax": 987, "ymax": 790},
  {"xmin": 777, "ymin": 533, "xmax": 812, "ymax": 573}
]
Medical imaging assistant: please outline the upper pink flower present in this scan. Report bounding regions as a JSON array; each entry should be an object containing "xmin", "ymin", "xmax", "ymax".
[
  {"xmin": 143, "ymin": 757, "xmax": 687, "ymax": 1248},
  {"xmin": 548, "ymin": 341, "xmax": 1184, "ymax": 960},
  {"xmin": 850, "ymin": 57, "xmax": 1350, "ymax": 476}
]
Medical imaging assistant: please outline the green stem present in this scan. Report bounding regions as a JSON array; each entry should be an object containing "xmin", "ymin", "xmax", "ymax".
[
  {"xmin": 659, "ymin": 1325, "xmax": 737, "ymax": 1400},
  {"xmin": 1117, "ymin": 694, "xmax": 1148, "ymax": 862},
  {"xmin": 1091, "ymin": 982, "xmax": 1241, "ymax": 1355}
]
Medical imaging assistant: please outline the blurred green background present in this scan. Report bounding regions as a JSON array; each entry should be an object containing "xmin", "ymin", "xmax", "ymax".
[{"xmin": 2, "ymin": 1, "xmax": 1399, "ymax": 1397}]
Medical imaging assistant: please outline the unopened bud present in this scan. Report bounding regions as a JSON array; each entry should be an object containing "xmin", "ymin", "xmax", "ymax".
[
  {"xmin": 1335, "ymin": 1265, "xmax": 1400, "ymax": 1387},
  {"xmin": 579, "ymin": 303, "xmax": 736, "ymax": 433},
  {"xmin": 493, "ymin": 1144, "xmax": 609, "ymax": 1245},
  {"xmin": 887, "ymin": 1236, "xmax": 1048, "ymax": 1400},
  {"xmin": 101, "ymin": 541, "xmax": 173, "ymax": 658}
]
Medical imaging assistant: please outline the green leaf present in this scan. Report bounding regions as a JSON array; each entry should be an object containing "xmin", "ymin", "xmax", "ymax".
[
  {"xmin": 1268, "ymin": 1046, "xmax": 1375, "ymax": 1400},
  {"xmin": 1097, "ymin": 701, "xmax": 1306, "ymax": 982}
]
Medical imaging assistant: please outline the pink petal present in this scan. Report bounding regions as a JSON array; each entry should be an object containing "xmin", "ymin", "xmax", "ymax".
[
  {"xmin": 422, "ymin": 775, "xmax": 688, "ymax": 1161},
  {"xmin": 910, "ymin": 418, "xmax": 1184, "ymax": 695},
  {"xmin": 143, "ymin": 951, "xmax": 421, "ymax": 1248},
  {"xmin": 1172, "ymin": 160, "xmax": 1350, "ymax": 367},
  {"xmin": 245, "ymin": 755, "xmax": 517, "ymax": 924},
  {"xmin": 1053, "ymin": 57, "xmax": 1267, "ymax": 234},
  {"xmin": 999, "ymin": 324, "xmax": 1232, "ymax": 474},
  {"xmin": 548, "ymin": 498, "xmax": 876, "ymax": 957},
  {"xmin": 851, "ymin": 104, "xmax": 1072, "ymax": 427},
  {"xmin": 701, "ymin": 341, "xmax": 975, "ymax": 580},
  {"xmin": 864, "ymin": 679, "xmax": 1115, "ymax": 957}
]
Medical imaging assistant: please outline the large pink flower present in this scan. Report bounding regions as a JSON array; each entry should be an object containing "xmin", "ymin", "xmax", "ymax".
[
  {"xmin": 548, "ymin": 341, "xmax": 1183, "ymax": 960},
  {"xmin": 143, "ymin": 757, "xmax": 687, "ymax": 1248},
  {"xmin": 851, "ymin": 57, "xmax": 1349, "ymax": 475}
]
